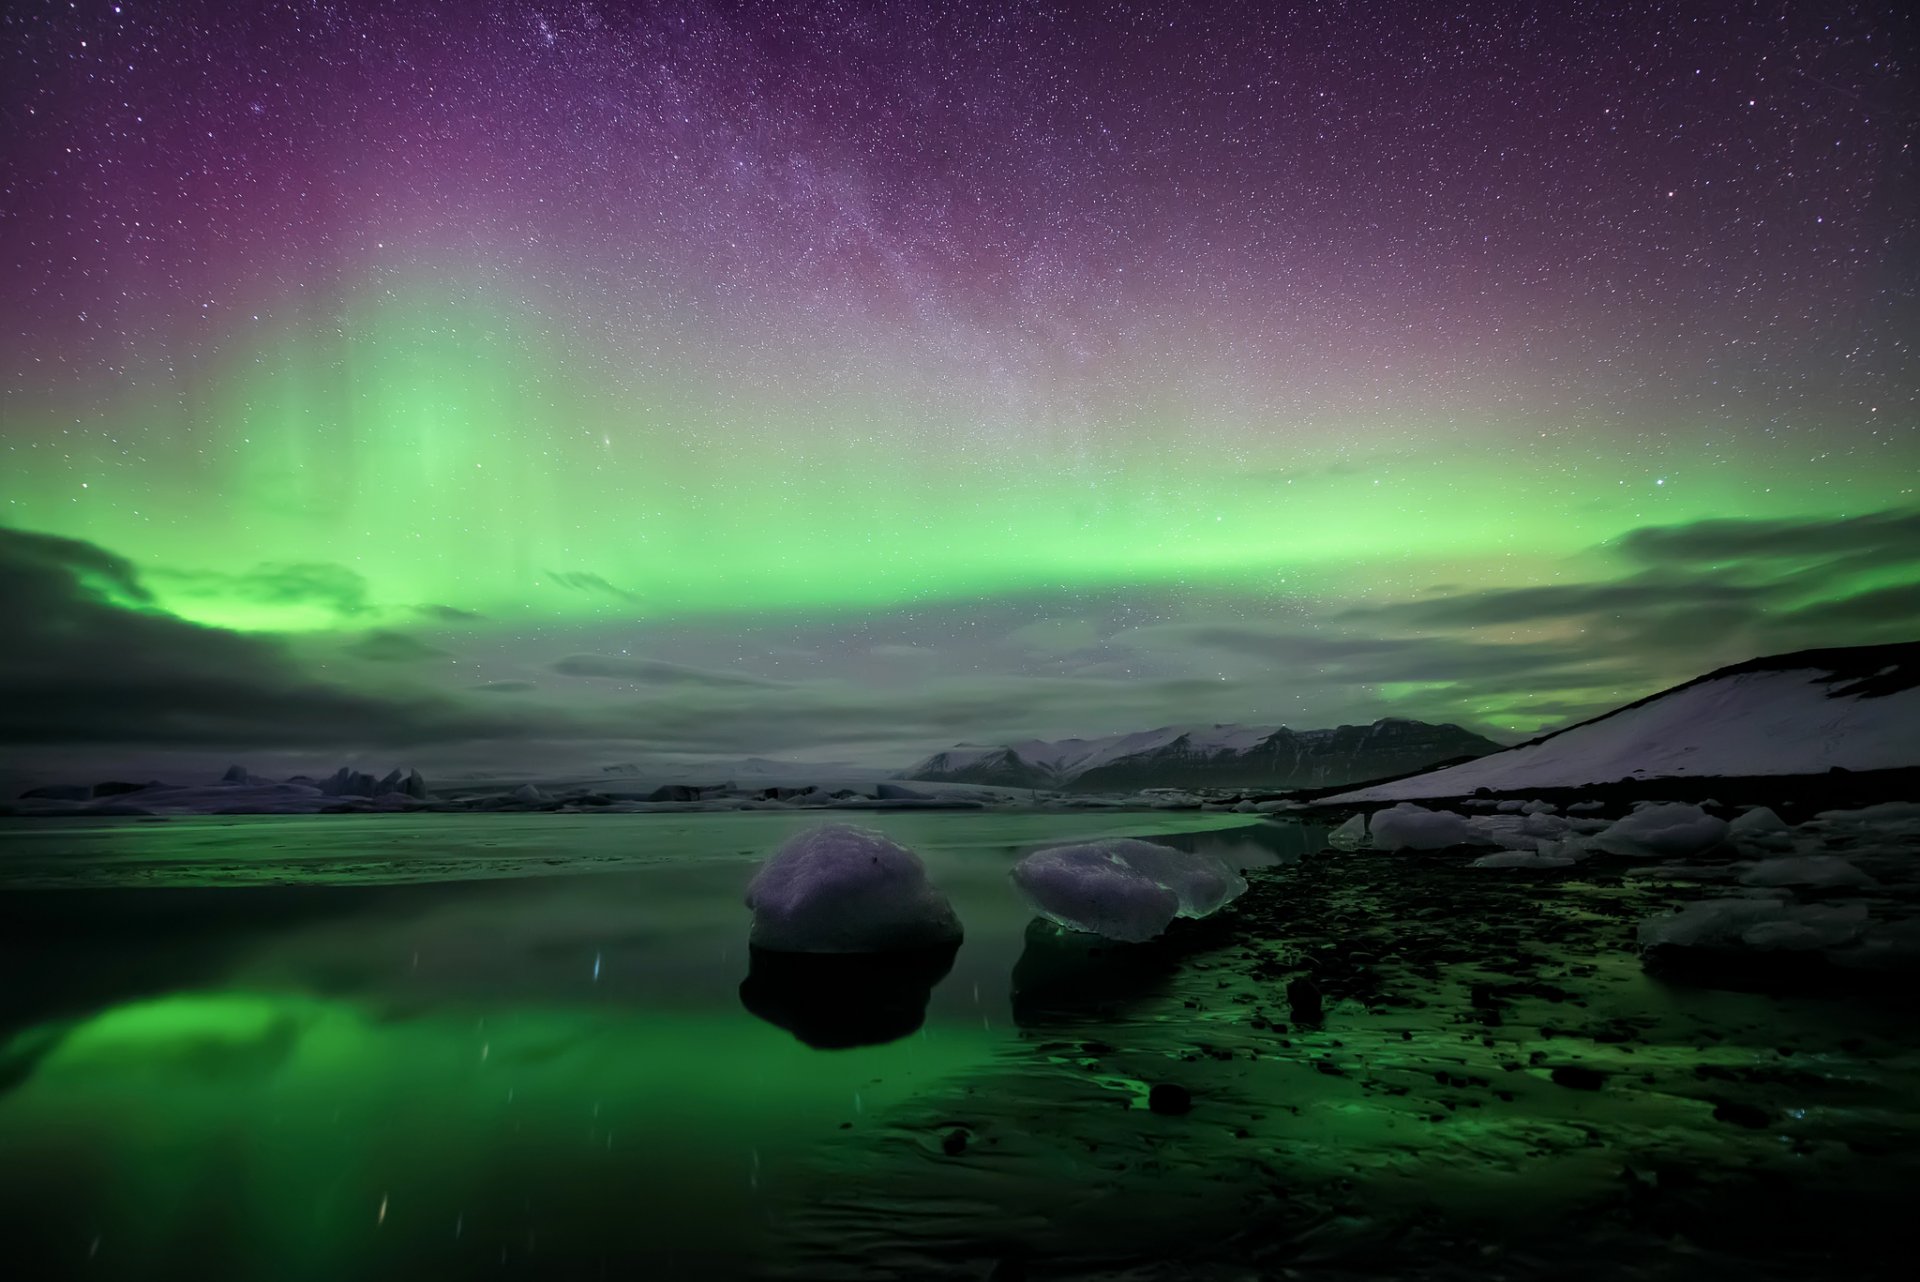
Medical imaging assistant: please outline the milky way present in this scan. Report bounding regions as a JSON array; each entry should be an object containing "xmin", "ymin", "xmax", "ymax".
[{"xmin": 1, "ymin": 1, "xmax": 1915, "ymax": 772}]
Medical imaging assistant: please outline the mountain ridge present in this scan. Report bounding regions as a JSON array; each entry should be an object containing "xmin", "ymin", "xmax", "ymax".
[{"xmin": 903, "ymin": 717, "xmax": 1502, "ymax": 792}]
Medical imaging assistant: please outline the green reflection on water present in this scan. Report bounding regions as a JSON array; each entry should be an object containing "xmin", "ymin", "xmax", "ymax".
[{"xmin": 1, "ymin": 988, "xmax": 997, "ymax": 1277}]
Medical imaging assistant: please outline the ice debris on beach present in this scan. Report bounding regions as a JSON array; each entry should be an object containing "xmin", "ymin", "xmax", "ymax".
[
  {"xmin": 745, "ymin": 823, "xmax": 963, "ymax": 954},
  {"xmin": 1010, "ymin": 838, "xmax": 1247, "ymax": 943},
  {"xmin": 1637, "ymin": 896, "xmax": 1871, "ymax": 952},
  {"xmin": 1369, "ymin": 803, "xmax": 1496, "ymax": 851},
  {"xmin": 1327, "ymin": 812, "xmax": 1368, "ymax": 850},
  {"xmin": 1590, "ymin": 803, "xmax": 1729, "ymax": 858}
]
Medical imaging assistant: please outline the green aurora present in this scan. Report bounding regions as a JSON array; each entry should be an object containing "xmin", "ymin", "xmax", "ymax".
[{"xmin": 5, "ymin": 280, "xmax": 1908, "ymax": 638}]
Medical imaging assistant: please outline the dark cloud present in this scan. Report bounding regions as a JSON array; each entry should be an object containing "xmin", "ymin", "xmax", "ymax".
[
  {"xmin": 550, "ymin": 654, "xmax": 780, "ymax": 688},
  {"xmin": 0, "ymin": 527, "xmax": 592, "ymax": 749},
  {"xmin": 1617, "ymin": 508, "xmax": 1920, "ymax": 567},
  {"xmin": 471, "ymin": 680, "xmax": 538, "ymax": 694},
  {"xmin": 1331, "ymin": 509, "xmax": 1920, "ymax": 646},
  {"xmin": 1783, "ymin": 581, "xmax": 1920, "ymax": 631},
  {"xmin": 543, "ymin": 570, "xmax": 641, "ymax": 605},
  {"xmin": 342, "ymin": 631, "xmax": 455, "ymax": 663},
  {"xmin": 418, "ymin": 603, "xmax": 487, "ymax": 623},
  {"xmin": 1335, "ymin": 577, "xmax": 1772, "ymax": 629}
]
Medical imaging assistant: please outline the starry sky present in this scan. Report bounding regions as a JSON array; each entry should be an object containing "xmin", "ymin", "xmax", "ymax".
[{"xmin": 2, "ymin": 0, "xmax": 1915, "ymax": 778}]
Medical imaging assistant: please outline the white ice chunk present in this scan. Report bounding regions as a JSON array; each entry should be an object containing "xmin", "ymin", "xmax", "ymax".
[
  {"xmin": 745, "ymin": 824, "xmax": 962, "ymax": 953},
  {"xmin": 1328, "ymin": 812, "xmax": 1368, "ymax": 851},
  {"xmin": 1521, "ymin": 811, "xmax": 1572, "ymax": 839},
  {"xmin": 1010, "ymin": 838, "xmax": 1246, "ymax": 943},
  {"xmin": 1592, "ymin": 803, "xmax": 1729, "ymax": 858},
  {"xmin": 1637, "ymin": 897, "xmax": 1869, "ymax": 952},
  {"xmin": 1739, "ymin": 855, "xmax": 1877, "ymax": 889},
  {"xmin": 1369, "ymin": 803, "xmax": 1495, "ymax": 851},
  {"xmin": 1729, "ymin": 805, "xmax": 1790, "ymax": 837}
]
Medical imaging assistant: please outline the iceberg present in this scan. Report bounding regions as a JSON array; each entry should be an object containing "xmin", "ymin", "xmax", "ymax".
[
  {"xmin": 745, "ymin": 824, "xmax": 962, "ymax": 954},
  {"xmin": 1010, "ymin": 838, "xmax": 1247, "ymax": 943}
]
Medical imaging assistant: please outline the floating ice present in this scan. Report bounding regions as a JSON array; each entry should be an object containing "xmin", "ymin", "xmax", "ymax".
[
  {"xmin": 1369, "ymin": 803, "xmax": 1494, "ymax": 851},
  {"xmin": 745, "ymin": 824, "xmax": 963, "ymax": 954},
  {"xmin": 1591, "ymin": 803, "xmax": 1729, "ymax": 858},
  {"xmin": 1010, "ymin": 838, "xmax": 1246, "ymax": 943}
]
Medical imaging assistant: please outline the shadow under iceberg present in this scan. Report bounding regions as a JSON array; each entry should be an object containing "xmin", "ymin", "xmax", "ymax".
[{"xmin": 738, "ymin": 942, "xmax": 959, "ymax": 1050}]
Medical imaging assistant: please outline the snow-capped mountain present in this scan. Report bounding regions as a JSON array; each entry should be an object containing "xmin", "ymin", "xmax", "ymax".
[
  {"xmin": 904, "ymin": 719, "xmax": 1501, "ymax": 792},
  {"xmin": 1326, "ymin": 641, "xmax": 1920, "ymax": 803}
]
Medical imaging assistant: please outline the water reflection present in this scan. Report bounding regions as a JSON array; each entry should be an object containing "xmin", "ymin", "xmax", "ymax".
[
  {"xmin": 738, "ymin": 943, "xmax": 958, "ymax": 1049},
  {"xmin": 1009, "ymin": 917, "xmax": 1232, "ymax": 1027}
]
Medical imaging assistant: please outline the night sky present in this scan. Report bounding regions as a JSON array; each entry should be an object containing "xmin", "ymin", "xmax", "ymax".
[{"xmin": 2, "ymin": 1, "xmax": 1915, "ymax": 777}]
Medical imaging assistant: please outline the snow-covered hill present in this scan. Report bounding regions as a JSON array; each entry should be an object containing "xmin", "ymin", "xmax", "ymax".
[
  {"xmin": 906, "ymin": 719, "xmax": 1500, "ymax": 792},
  {"xmin": 1326, "ymin": 642, "xmax": 1920, "ymax": 803}
]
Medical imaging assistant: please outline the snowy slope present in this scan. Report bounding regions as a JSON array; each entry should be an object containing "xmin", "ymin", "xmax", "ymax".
[{"xmin": 1327, "ymin": 643, "xmax": 1920, "ymax": 803}]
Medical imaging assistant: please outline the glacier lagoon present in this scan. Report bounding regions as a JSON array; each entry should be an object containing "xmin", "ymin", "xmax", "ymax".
[{"xmin": 1, "ymin": 810, "xmax": 1915, "ymax": 1280}]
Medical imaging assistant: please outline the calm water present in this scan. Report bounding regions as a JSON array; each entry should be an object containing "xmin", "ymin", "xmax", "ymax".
[{"xmin": 0, "ymin": 811, "xmax": 1308, "ymax": 1279}]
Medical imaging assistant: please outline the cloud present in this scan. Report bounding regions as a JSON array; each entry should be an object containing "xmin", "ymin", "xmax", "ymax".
[
  {"xmin": 418, "ymin": 603, "xmax": 487, "ymax": 623},
  {"xmin": 550, "ymin": 654, "xmax": 780, "ymax": 688},
  {"xmin": 1616, "ymin": 508, "xmax": 1920, "ymax": 567},
  {"xmin": 0, "ymin": 527, "xmax": 596, "ymax": 749},
  {"xmin": 543, "ymin": 570, "xmax": 641, "ymax": 605},
  {"xmin": 342, "ymin": 631, "xmax": 455, "ymax": 663},
  {"xmin": 1331, "ymin": 508, "xmax": 1920, "ymax": 647},
  {"xmin": 471, "ymin": 680, "xmax": 538, "ymax": 694}
]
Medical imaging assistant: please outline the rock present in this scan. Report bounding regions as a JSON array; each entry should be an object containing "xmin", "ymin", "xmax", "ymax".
[
  {"xmin": 941, "ymin": 1128, "xmax": 969, "ymax": 1155},
  {"xmin": 19, "ymin": 784, "xmax": 90, "ymax": 801},
  {"xmin": 1712, "ymin": 1100, "xmax": 1770, "ymax": 1129},
  {"xmin": 90, "ymin": 780, "xmax": 152, "ymax": 797},
  {"xmin": 319, "ymin": 767, "xmax": 379, "ymax": 798},
  {"xmin": 1148, "ymin": 1083, "xmax": 1192, "ymax": 1115},
  {"xmin": 1550, "ymin": 1065, "xmax": 1606, "ymax": 1090},
  {"xmin": 1286, "ymin": 975, "xmax": 1324, "ymax": 1025},
  {"xmin": 875, "ymin": 782, "xmax": 935, "ymax": 801}
]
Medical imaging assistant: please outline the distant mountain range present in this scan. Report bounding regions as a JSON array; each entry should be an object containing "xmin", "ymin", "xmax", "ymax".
[
  {"xmin": 904, "ymin": 718, "xmax": 1502, "ymax": 792},
  {"xmin": 1326, "ymin": 641, "xmax": 1920, "ymax": 803}
]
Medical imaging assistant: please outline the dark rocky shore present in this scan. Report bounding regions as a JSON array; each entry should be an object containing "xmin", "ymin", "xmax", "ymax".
[{"xmin": 770, "ymin": 842, "xmax": 1920, "ymax": 1281}]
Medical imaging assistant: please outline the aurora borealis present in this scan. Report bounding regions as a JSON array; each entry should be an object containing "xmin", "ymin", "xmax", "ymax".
[{"xmin": 2, "ymin": 0, "xmax": 1915, "ymax": 775}]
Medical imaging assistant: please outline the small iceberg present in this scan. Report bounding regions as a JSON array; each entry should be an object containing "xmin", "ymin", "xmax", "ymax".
[
  {"xmin": 1010, "ymin": 838, "xmax": 1246, "ymax": 943},
  {"xmin": 744, "ymin": 823, "xmax": 962, "ymax": 953}
]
